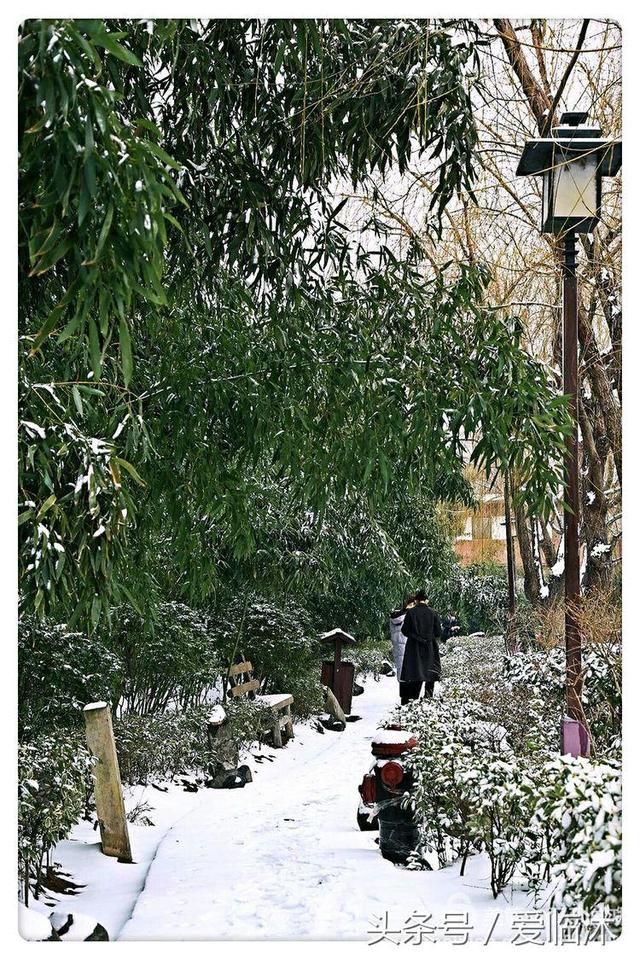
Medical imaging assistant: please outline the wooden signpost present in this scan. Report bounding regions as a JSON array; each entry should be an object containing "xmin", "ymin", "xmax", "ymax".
[{"xmin": 83, "ymin": 701, "xmax": 132, "ymax": 863}]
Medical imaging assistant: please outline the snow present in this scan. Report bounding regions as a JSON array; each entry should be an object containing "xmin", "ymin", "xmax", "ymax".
[
  {"xmin": 320, "ymin": 627, "xmax": 356, "ymax": 643},
  {"xmin": 38, "ymin": 676, "xmax": 554, "ymax": 942},
  {"xmin": 18, "ymin": 903, "xmax": 52, "ymax": 941},
  {"xmin": 50, "ymin": 910, "xmax": 100, "ymax": 940},
  {"xmin": 371, "ymin": 728, "xmax": 415, "ymax": 745},
  {"xmin": 256, "ymin": 692, "xmax": 292, "ymax": 707},
  {"xmin": 83, "ymin": 700, "xmax": 108, "ymax": 712},
  {"xmin": 207, "ymin": 705, "xmax": 226, "ymax": 725},
  {"xmin": 28, "ymin": 782, "xmax": 204, "ymax": 939}
]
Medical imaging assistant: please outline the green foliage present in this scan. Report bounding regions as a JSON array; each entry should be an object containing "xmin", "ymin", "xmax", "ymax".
[
  {"xmin": 18, "ymin": 18, "xmax": 572, "ymax": 630},
  {"xmin": 19, "ymin": 20, "xmax": 181, "ymax": 365},
  {"xmin": 502, "ymin": 643, "xmax": 621, "ymax": 756},
  {"xmin": 443, "ymin": 633, "xmax": 560, "ymax": 754},
  {"xmin": 522, "ymin": 756, "xmax": 621, "ymax": 922},
  {"xmin": 435, "ymin": 562, "xmax": 509, "ymax": 634},
  {"xmin": 126, "ymin": 18, "xmax": 482, "ymax": 289},
  {"xmin": 217, "ymin": 598, "xmax": 322, "ymax": 712},
  {"xmin": 18, "ymin": 390, "xmax": 144, "ymax": 628},
  {"xmin": 18, "ymin": 734, "xmax": 94, "ymax": 904},
  {"xmin": 108, "ymin": 602, "xmax": 222, "ymax": 715},
  {"xmin": 351, "ymin": 636, "xmax": 394, "ymax": 677},
  {"xmin": 18, "ymin": 613, "xmax": 121, "ymax": 736},
  {"xmin": 114, "ymin": 707, "xmax": 214, "ymax": 784}
]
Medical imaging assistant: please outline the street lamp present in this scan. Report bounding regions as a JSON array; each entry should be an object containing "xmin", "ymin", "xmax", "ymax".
[{"xmin": 516, "ymin": 112, "xmax": 621, "ymax": 758}]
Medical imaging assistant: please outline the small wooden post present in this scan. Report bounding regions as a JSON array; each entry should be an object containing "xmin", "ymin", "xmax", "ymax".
[
  {"xmin": 320, "ymin": 628, "xmax": 357, "ymax": 715},
  {"xmin": 323, "ymin": 685, "xmax": 346, "ymax": 726},
  {"xmin": 83, "ymin": 702, "xmax": 132, "ymax": 863}
]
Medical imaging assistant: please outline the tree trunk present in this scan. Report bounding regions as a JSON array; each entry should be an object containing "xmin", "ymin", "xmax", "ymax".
[
  {"xmin": 493, "ymin": 19, "xmax": 552, "ymax": 133},
  {"xmin": 577, "ymin": 300, "xmax": 622, "ymax": 484},
  {"xmin": 579, "ymin": 401, "xmax": 611, "ymax": 591},
  {"xmin": 514, "ymin": 501, "xmax": 540, "ymax": 603}
]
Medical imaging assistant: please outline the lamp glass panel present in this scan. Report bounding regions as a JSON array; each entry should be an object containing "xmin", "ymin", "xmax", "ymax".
[{"xmin": 552, "ymin": 154, "xmax": 598, "ymax": 220}]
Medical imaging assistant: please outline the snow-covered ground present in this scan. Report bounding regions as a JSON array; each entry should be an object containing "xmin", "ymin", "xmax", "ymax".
[{"xmin": 34, "ymin": 674, "xmax": 551, "ymax": 942}]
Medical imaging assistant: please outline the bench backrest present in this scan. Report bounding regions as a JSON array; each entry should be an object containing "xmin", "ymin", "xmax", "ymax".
[{"xmin": 228, "ymin": 660, "xmax": 261, "ymax": 698}]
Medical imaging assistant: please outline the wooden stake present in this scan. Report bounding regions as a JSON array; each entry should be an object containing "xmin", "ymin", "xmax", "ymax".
[{"xmin": 83, "ymin": 702, "xmax": 132, "ymax": 862}]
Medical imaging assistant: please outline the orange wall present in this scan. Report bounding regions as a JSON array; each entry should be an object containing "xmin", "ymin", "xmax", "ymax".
[{"xmin": 453, "ymin": 539, "xmax": 508, "ymax": 566}]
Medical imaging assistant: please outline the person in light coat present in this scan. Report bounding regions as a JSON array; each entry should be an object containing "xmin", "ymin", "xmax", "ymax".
[{"xmin": 389, "ymin": 595, "xmax": 415, "ymax": 700}]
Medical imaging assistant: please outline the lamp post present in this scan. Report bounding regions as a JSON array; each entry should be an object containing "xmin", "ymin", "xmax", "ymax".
[{"xmin": 516, "ymin": 111, "xmax": 621, "ymax": 757}]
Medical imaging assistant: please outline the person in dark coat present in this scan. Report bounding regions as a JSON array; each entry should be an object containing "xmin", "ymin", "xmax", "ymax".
[
  {"xmin": 441, "ymin": 611, "xmax": 460, "ymax": 643},
  {"xmin": 399, "ymin": 589, "xmax": 442, "ymax": 704}
]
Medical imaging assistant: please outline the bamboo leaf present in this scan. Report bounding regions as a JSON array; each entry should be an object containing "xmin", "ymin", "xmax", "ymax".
[
  {"xmin": 119, "ymin": 318, "xmax": 133, "ymax": 386},
  {"xmin": 114, "ymin": 457, "xmax": 146, "ymax": 486}
]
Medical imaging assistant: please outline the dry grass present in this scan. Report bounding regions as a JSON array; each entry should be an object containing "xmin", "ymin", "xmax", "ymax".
[{"xmin": 532, "ymin": 586, "xmax": 621, "ymax": 653}]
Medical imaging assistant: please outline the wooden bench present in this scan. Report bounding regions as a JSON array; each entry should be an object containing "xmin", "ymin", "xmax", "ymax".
[{"xmin": 227, "ymin": 661, "xmax": 294, "ymax": 748}]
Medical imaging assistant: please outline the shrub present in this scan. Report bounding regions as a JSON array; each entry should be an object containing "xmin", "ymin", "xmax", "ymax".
[
  {"xmin": 503, "ymin": 644, "xmax": 621, "ymax": 755},
  {"xmin": 18, "ymin": 613, "xmax": 121, "ymax": 736},
  {"xmin": 392, "ymin": 632, "xmax": 621, "ymax": 911},
  {"xmin": 462, "ymin": 753, "xmax": 536, "ymax": 898},
  {"xmin": 442, "ymin": 633, "xmax": 559, "ymax": 754},
  {"xmin": 109, "ymin": 602, "xmax": 222, "ymax": 715},
  {"xmin": 114, "ymin": 698, "xmax": 272, "ymax": 784},
  {"xmin": 398, "ymin": 695, "xmax": 497, "ymax": 870},
  {"xmin": 18, "ymin": 734, "xmax": 94, "ymax": 905},
  {"xmin": 523, "ymin": 755, "xmax": 621, "ymax": 925},
  {"xmin": 351, "ymin": 635, "xmax": 394, "ymax": 678}
]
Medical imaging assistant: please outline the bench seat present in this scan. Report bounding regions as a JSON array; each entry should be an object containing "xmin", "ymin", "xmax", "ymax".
[{"xmin": 256, "ymin": 693, "xmax": 293, "ymax": 710}]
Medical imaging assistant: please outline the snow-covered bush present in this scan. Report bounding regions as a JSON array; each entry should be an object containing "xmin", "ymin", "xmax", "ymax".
[
  {"xmin": 115, "ymin": 707, "xmax": 214, "ymax": 783},
  {"xmin": 398, "ymin": 694, "xmax": 519, "ymax": 883},
  {"xmin": 396, "ymin": 632, "xmax": 621, "ymax": 911},
  {"xmin": 462, "ymin": 753, "xmax": 536, "ymax": 898},
  {"xmin": 114, "ymin": 698, "xmax": 272, "ymax": 783},
  {"xmin": 18, "ymin": 734, "xmax": 94, "ymax": 905},
  {"xmin": 351, "ymin": 635, "xmax": 395, "ymax": 678},
  {"xmin": 109, "ymin": 602, "xmax": 222, "ymax": 715},
  {"xmin": 503, "ymin": 644, "xmax": 621, "ymax": 753},
  {"xmin": 18, "ymin": 614, "xmax": 121, "ymax": 736},
  {"xmin": 443, "ymin": 634, "xmax": 559, "ymax": 754},
  {"xmin": 523, "ymin": 755, "xmax": 621, "ymax": 924}
]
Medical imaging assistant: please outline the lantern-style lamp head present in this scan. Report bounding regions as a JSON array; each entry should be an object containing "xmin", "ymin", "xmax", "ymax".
[{"xmin": 516, "ymin": 111, "xmax": 621, "ymax": 234}]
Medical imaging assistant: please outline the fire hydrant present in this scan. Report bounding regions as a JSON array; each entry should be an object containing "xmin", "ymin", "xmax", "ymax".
[{"xmin": 357, "ymin": 726, "xmax": 419, "ymax": 864}]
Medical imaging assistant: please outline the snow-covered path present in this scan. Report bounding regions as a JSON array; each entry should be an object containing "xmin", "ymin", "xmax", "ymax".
[{"xmin": 119, "ymin": 676, "xmax": 544, "ymax": 941}]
